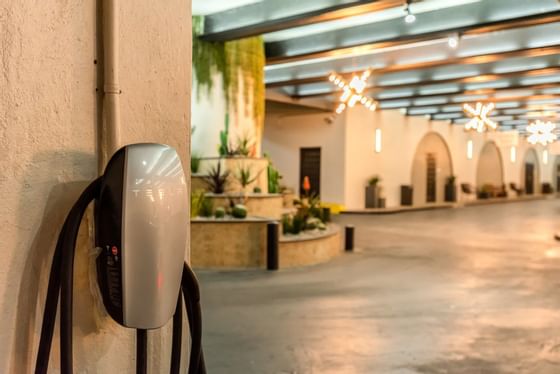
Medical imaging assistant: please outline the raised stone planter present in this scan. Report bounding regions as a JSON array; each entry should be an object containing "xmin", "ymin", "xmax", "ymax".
[
  {"xmin": 190, "ymin": 217, "xmax": 268, "ymax": 268},
  {"xmin": 190, "ymin": 219, "xmax": 342, "ymax": 269},
  {"xmin": 205, "ymin": 192, "xmax": 283, "ymax": 219},
  {"xmin": 279, "ymin": 226, "xmax": 341, "ymax": 268}
]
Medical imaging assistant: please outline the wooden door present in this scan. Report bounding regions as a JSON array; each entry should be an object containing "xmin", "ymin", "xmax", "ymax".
[
  {"xmin": 426, "ymin": 153, "xmax": 437, "ymax": 203},
  {"xmin": 525, "ymin": 163, "xmax": 534, "ymax": 195},
  {"xmin": 300, "ymin": 147, "xmax": 321, "ymax": 197}
]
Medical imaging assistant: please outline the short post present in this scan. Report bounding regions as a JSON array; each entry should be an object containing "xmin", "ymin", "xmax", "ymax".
[
  {"xmin": 267, "ymin": 222, "xmax": 279, "ymax": 270},
  {"xmin": 322, "ymin": 207, "xmax": 331, "ymax": 222},
  {"xmin": 345, "ymin": 225, "xmax": 354, "ymax": 251}
]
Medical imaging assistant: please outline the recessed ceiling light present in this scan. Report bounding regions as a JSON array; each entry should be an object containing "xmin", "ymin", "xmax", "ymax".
[{"xmin": 448, "ymin": 34, "xmax": 459, "ymax": 49}]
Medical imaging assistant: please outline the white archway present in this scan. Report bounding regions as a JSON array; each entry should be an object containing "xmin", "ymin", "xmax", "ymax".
[
  {"xmin": 476, "ymin": 141, "xmax": 504, "ymax": 189},
  {"xmin": 410, "ymin": 132, "xmax": 453, "ymax": 205}
]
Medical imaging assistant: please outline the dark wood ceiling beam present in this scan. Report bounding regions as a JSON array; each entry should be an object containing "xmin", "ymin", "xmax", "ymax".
[
  {"xmin": 266, "ymin": 10, "xmax": 560, "ymax": 64},
  {"xmin": 375, "ymin": 82, "xmax": 560, "ymax": 105},
  {"xmin": 199, "ymin": 0, "xmax": 403, "ymax": 42},
  {"xmin": 386, "ymin": 94, "xmax": 560, "ymax": 111},
  {"xmin": 266, "ymin": 45, "xmax": 560, "ymax": 89},
  {"xmin": 292, "ymin": 66, "xmax": 560, "ymax": 99},
  {"xmin": 450, "ymin": 113, "xmax": 560, "ymax": 124},
  {"xmin": 433, "ymin": 110, "xmax": 560, "ymax": 119},
  {"xmin": 408, "ymin": 105, "xmax": 560, "ymax": 117}
]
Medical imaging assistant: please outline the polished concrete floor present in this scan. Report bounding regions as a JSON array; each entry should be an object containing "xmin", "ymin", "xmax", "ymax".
[{"xmin": 198, "ymin": 200, "xmax": 560, "ymax": 373}]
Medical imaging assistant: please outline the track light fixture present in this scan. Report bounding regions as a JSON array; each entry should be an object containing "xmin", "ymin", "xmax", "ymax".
[{"xmin": 404, "ymin": 0, "xmax": 416, "ymax": 24}]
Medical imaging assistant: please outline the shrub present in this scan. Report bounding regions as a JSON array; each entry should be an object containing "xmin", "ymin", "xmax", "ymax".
[
  {"xmin": 253, "ymin": 186, "xmax": 262, "ymax": 193},
  {"xmin": 368, "ymin": 175, "xmax": 381, "ymax": 186},
  {"xmin": 235, "ymin": 164, "xmax": 260, "ymax": 189},
  {"xmin": 292, "ymin": 215, "xmax": 304, "ymax": 234},
  {"xmin": 190, "ymin": 190, "xmax": 206, "ymax": 218},
  {"xmin": 203, "ymin": 162, "xmax": 230, "ymax": 193},
  {"xmin": 191, "ymin": 153, "xmax": 201, "ymax": 174},
  {"xmin": 232, "ymin": 204, "xmax": 248, "ymax": 219},
  {"xmin": 199, "ymin": 196, "xmax": 214, "ymax": 218},
  {"xmin": 281, "ymin": 214, "xmax": 292, "ymax": 235},
  {"xmin": 214, "ymin": 207, "xmax": 225, "ymax": 218}
]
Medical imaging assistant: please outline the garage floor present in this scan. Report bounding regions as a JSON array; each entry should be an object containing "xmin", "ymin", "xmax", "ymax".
[{"xmin": 198, "ymin": 199, "xmax": 560, "ymax": 373}]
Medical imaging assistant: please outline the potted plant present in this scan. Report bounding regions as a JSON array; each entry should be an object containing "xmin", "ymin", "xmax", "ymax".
[
  {"xmin": 444, "ymin": 175, "xmax": 457, "ymax": 202},
  {"xmin": 365, "ymin": 175, "xmax": 381, "ymax": 208},
  {"xmin": 203, "ymin": 162, "xmax": 230, "ymax": 194}
]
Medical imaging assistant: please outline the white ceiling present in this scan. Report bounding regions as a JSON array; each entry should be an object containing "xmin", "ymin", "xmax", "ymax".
[{"xmin": 192, "ymin": 0, "xmax": 262, "ymax": 16}]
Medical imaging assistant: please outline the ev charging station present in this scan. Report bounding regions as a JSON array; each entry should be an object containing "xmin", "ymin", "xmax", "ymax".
[{"xmin": 34, "ymin": 143, "xmax": 205, "ymax": 374}]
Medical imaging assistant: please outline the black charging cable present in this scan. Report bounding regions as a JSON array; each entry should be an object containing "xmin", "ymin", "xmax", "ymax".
[
  {"xmin": 34, "ymin": 177, "xmax": 205, "ymax": 374},
  {"xmin": 170, "ymin": 293, "xmax": 183, "ymax": 374},
  {"xmin": 181, "ymin": 263, "xmax": 206, "ymax": 374},
  {"xmin": 35, "ymin": 178, "xmax": 102, "ymax": 374}
]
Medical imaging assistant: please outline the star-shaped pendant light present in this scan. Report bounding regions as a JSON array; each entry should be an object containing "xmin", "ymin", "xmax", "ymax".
[
  {"xmin": 526, "ymin": 120, "xmax": 557, "ymax": 145},
  {"xmin": 328, "ymin": 69, "xmax": 377, "ymax": 114},
  {"xmin": 463, "ymin": 102, "xmax": 498, "ymax": 132}
]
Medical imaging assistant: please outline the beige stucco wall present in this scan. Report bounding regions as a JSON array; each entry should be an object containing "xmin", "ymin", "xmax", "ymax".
[
  {"xmin": 476, "ymin": 141, "xmax": 504, "ymax": 188},
  {"xmin": 262, "ymin": 112, "xmax": 347, "ymax": 205},
  {"xmin": 0, "ymin": 1, "xmax": 191, "ymax": 372},
  {"xmin": 264, "ymin": 104, "xmax": 555, "ymax": 209}
]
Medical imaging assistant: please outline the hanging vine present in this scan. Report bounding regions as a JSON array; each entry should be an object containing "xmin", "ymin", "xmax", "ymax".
[
  {"xmin": 192, "ymin": 16, "xmax": 228, "ymax": 100},
  {"xmin": 192, "ymin": 16, "xmax": 265, "ymax": 135}
]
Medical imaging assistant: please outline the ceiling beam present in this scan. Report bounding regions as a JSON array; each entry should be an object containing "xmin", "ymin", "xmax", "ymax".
[
  {"xmin": 266, "ymin": 10, "xmax": 560, "ymax": 64},
  {"xmin": 407, "ymin": 105, "xmax": 560, "ymax": 117},
  {"xmin": 199, "ymin": 0, "xmax": 403, "ymax": 42},
  {"xmin": 380, "ymin": 94, "xmax": 560, "ymax": 111},
  {"xmin": 427, "ymin": 108, "xmax": 560, "ymax": 120},
  {"xmin": 265, "ymin": 90, "xmax": 331, "ymax": 111},
  {"xmin": 266, "ymin": 45, "xmax": 560, "ymax": 88},
  {"xmin": 292, "ymin": 66, "xmax": 560, "ymax": 99},
  {"xmin": 450, "ymin": 113, "xmax": 560, "ymax": 124},
  {"xmin": 373, "ymin": 82, "xmax": 560, "ymax": 105}
]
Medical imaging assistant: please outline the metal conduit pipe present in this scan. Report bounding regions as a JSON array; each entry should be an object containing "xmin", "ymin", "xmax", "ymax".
[{"xmin": 101, "ymin": 0, "xmax": 121, "ymax": 169}]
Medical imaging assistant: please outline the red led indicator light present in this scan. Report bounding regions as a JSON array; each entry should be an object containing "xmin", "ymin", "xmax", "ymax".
[{"xmin": 111, "ymin": 246, "xmax": 118, "ymax": 255}]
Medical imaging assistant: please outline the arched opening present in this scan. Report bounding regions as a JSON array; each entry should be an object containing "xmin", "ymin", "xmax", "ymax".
[
  {"xmin": 411, "ymin": 132, "xmax": 453, "ymax": 205},
  {"xmin": 522, "ymin": 148, "xmax": 540, "ymax": 194},
  {"xmin": 553, "ymin": 156, "xmax": 560, "ymax": 193},
  {"xmin": 476, "ymin": 141, "xmax": 504, "ymax": 195}
]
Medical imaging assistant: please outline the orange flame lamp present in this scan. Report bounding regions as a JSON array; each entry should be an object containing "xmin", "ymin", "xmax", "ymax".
[{"xmin": 302, "ymin": 176, "xmax": 311, "ymax": 193}]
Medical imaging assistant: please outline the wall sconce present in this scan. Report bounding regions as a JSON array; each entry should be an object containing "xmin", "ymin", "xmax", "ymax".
[
  {"xmin": 510, "ymin": 146, "xmax": 516, "ymax": 163},
  {"xmin": 467, "ymin": 140, "xmax": 473, "ymax": 159},
  {"xmin": 543, "ymin": 149, "xmax": 549, "ymax": 165},
  {"xmin": 375, "ymin": 128, "xmax": 382, "ymax": 153}
]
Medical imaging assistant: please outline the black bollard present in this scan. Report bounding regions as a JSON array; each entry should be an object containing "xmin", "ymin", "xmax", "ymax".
[
  {"xmin": 345, "ymin": 225, "xmax": 354, "ymax": 251},
  {"xmin": 322, "ymin": 207, "xmax": 331, "ymax": 222},
  {"xmin": 267, "ymin": 222, "xmax": 279, "ymax": 270}
]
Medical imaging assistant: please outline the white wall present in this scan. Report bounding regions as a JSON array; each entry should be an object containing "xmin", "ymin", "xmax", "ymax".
[
  {"xmin": 264, "ymin": 104, "xmax": 555, "ymax": 210},
  {"xmin": 191, "ymin": 72, "xmax": 260, "ymax": 157},
  {"xmin": 262, "ymin": 112, "xmax": 346, "ymax": 205},
  {"xmin": 343, "ymin": 106, "xmax": 481, "ymax": 209},
  {"xmin": 0, "ymin": 1, "xmax": 191, "ymax": 372}
]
